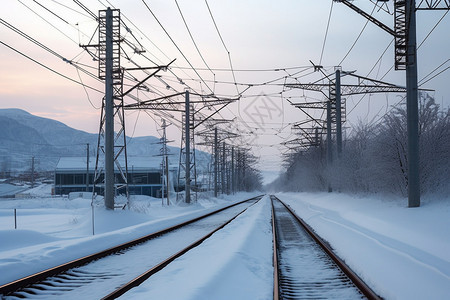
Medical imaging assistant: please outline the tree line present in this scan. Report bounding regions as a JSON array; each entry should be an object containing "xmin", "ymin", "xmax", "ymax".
[{"xmin": 269, "ymin": 93, "xmax": 450, "ymax": 196}]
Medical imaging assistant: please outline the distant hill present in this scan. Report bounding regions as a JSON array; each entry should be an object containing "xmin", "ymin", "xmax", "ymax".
[{"xmin": 0, "ymin": 109, "xmax": 184, "ymax": 173}]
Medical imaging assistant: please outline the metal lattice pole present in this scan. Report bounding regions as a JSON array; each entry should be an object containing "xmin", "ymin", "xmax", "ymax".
[{"xmin": 406, "ymin": 0, "xmax": 420, "ymax": 207}]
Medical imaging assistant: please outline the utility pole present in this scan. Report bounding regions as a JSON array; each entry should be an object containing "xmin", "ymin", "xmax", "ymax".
[
  {"xmin": 231, "ymin": 146, "xmax": 235, "ymax": 194},
  {"xmin": 242, "ymin": 151, "xmax": 246, "ymax": 191},
  {"xmin": 332, "ymin": 0, "xmax": 450, "ymax": 206},
  {"xmin": 286, "ymin": 70, "xmax": 408, "ymax": 193},
  {"xmin": 335, "ymin": 69, "xmax": 342, "ymax": 156},
  {"xmin": 175, "ymin": 92, "xmax": 199, "ymax": 204},
  {"xmin": 405, "ymin": 0, "xmax": 420, "ymax": 207},
  {"xmin": 214, "ymin": 127, "xmax": 218, "ymax": 197},
  {"xmin": 236, "ymin": 150, "xmax": 244, "ymax": 191},
  {"xmin": 326, "ymin": 101, "xmax": 333, "ymax": 193},
  {"xmin": 82, "ymin": 8, "xmax": 129, "ymax": 210},
  {"xmin": 166, "ymin": 156, "xmax": 170, "ymax": 205},
  {"xmin": 184, "ymin": 90, "xmax": 191, "ymax": 204},
  {"xmin": 222, "ymin": 142, "xmax": 226, "ymax": 194},
  {"xmin": 86, "ymin": 143, "xmax": 90, "ymax": 192},
  {"xmin": 31, "ymin": 156, "xmax": 35, "ymax": 188},
  {"xmin": 104, "ymin": 7, "xmax": 115, "ymax": 210},
  {"xmin": 160, "ymin": 119, "xmax": 170, "ymax": 205},
  {"xmin": 315, "ymin": 127, "xmax": 320, "ymax": 146}
]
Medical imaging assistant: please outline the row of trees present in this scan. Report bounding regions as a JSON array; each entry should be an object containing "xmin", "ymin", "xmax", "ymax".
[{"xmin": 270, "ymin": 94, "xmax": 450, "ymax": 196}]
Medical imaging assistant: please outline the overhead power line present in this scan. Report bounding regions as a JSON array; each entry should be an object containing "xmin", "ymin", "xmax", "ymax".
[
  {"xmin": 49, "ymin": 0, "xmax": 93, "ymax": 18},
  {"xmin": 0, "ymin": 18, "xmax": 100, "ymax": 82},
  {"xmin": 33, "ymin": 0, "xmax": 69, "ymax": 24},
  {"xmin": 419, "ymin": 61, "xmax": 450, "ymax": 87},
  {"xmin": 96, "ymin": 0, "xmax": 206, "ymax": 95},
  {"xmin": 0, "ymin": 39, "xmax": 102, "ymax": 93},
  {"xmin": 17, "ymin": 0, "xmax": 79, "ymax": 45},
  {"xmin": 319, "ymin": 0, "xmax": 334, "ymax": 65},
  {"xmin": 339, "ymin": 3, "xmax": 377, "ymax": 66},
  {"xmin": 175, "ymin": 0, "xmax": 215, "ymax": 78},
  {"xmin": 418, "ymin": 10, "xmax": 449, "ymax": 49},
  {"xmin": 73, "ymin": 0, "xmax": 98, "ymax": 20},
  {"xmin": 170, "ymin": 65, "xmax": 312, "ymax": 72},
  {"xmin": 204, "ymin": 0, "xmax": 239, "ymax": 96},
  {"xmin": 140, "ymin": 0, "xmax": 214, "ymax": 94}
]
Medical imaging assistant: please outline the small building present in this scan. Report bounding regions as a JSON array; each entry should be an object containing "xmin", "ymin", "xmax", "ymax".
[{"xmin": 54, "ymin": 157, "xmax": 177, "ymax": 197}]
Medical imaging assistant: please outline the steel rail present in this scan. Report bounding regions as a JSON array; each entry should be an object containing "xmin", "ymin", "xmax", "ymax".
[
  {"xmin": 270, "ymin": 196, "xmax": 280, "ymax": 300},
  {"xmin": 102, "ymin": 196, "xmax": 262, "ymax": 299},
  {"xmin": 272, "ymin": 195, "xmax": 381, "ymax": 300},
  {"xmin": 0, "ymin": 195, "xmax": 263, "ymax": 296}
]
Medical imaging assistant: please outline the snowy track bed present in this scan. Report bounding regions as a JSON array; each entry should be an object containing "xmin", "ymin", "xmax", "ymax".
[
  {"xmin": 272, "ymin": 196, "xmax": 380, "ymax": 300},
  {"xmin": 118, "ymin": 194, "xmax": 273, "ymax": 300},
  {"xmin": 277, "ymin": 192, "xmax": 450, "ymax": 299},
  {"xmin": 0, "ymin": 197, "xmax": 261, "ymax": 299}
]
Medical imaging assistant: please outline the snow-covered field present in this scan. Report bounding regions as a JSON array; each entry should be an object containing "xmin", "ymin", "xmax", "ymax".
[{"xmin": 1, "ymin": 185, "xmax": 449, "ymax": 299}]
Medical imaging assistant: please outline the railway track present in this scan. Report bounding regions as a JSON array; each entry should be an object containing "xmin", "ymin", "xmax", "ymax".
[
  {"xmin": 271, "ymin": 195, "xmax": 381, "ymax": 300},
  {"xmin": 0, "ymin": 195, "xmax": 262, "ymax": 299}
]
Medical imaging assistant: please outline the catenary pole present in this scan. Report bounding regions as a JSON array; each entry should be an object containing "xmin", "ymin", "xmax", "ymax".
[
  {"xmin": 222, "ymin": 142, "xmax": 226, "ymax": 193},
  {"xmin": 104, "ymin": 7, "xmax": 114, "ymax": 210},
  {"xmin": 214, "ymin": 127, "xmax": 218, "ymax": 197},
  {"xmin": 335, "ymin": 69, "xmax": 342, "ymax": 156},
  {"xmin": 184, "ymin": 90, "xmax": 191, "ymax": 204},
  {"xmin": 31, "ymin": 156, "xmax": 35, "ymax": 188},
  {"xmin": 166, "ymin": 156, "xmax": 170, "ymax": 205},
  {"xmin": 326, "ymin": 100, "xmax": 332, "ymax": 193},
  {"xmin": 86, "ymin": 143, "xmax": 89, "ymax": 192},
  {"xmin": 406, "ymin": 0, "xmax": 420, "ymax": 207},
  {"xmin": 231, "ymin": 146, "xmax": 235, "ymax": 194}
]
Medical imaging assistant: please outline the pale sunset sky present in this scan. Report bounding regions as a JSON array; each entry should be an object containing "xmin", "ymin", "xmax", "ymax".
[{"xmin": 1, "ymin": 0, "xmax": 449, "ymax": 175}]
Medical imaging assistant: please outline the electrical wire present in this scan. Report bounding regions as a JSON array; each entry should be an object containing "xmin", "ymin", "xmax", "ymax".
[
  {"xmin": 75, "ymin": 67, "xmax": 101, "ymax": 109},
  {"xmin": 73, "ymin": 0, "xmax": 98, "ymax": 20},
  {"xmin": 174, "ymin": 0, "xmax": 215, "ymax": 78},
  {"xmin": 0, "ymin": 39, "xmax": 103, "ymax": 93},
  {"xmin": 418, "ymin": 10, "xmax": 449, "ymax": 49},
  {"xmin": 351, "ymin": 8, "xmax": 449, "ymax": 126},
  {"xmin": 419, "ymin": 64, "xmax": 450, "ymax": 87},
  {"xmin": 170, "ymin": 65, "xmax": 311, "ymax": 72},
  {"xmin": 78, "ymin": 0, "xmax": 201, "ymax": 102},
  {"xmin": 350, "ymin": 7, "xmax": 449, "ymax": 117},
  {"xmin": 338, "ymin": 3, "xmax": 377, "ymax": 66},
  {"xmin": 16, "ymin": 0, "xmax": 80, "ymax": 45},
  {"xmin": 419, "ymin": 58, "xmax": 450, "ymax": 85},
  {"xmin": 0, "ymin": 18, "xmax": 101, "ymax": 82},
  {"xmin": 319, "ymin": 0, "xmax": 333, "ymax": 65},
  {"xmin": 49, "ymin": 0, "xmax": 93, "ymax": 18},
  {"xmin": 33, "ymin": 0, "xmax": 69, "ymax": 24},
  {"xmin": 204, "ymin": 0, "xmax": 239, "ymax": 96},
  {"xmin": 97, "ymin": 0, "xmax": 205, "ymax": 96},
  {"xmin": 140, "ymin": 0, "xmax": 214, "ymax": 94}
]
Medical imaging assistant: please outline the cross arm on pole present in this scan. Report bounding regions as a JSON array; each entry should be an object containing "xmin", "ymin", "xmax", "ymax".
[
  {"xmin": 121, "ymin": 59, "xmax": 176, "ymax": 97},
  {"xmin": 333, "ymin": 0, "xmax": 395, "ymax": 36}
]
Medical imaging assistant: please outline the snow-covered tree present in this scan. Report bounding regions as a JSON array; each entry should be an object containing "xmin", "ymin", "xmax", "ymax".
[{"xmin": 275, "ymin": 93, "xmax": 450, "ymax": 197}]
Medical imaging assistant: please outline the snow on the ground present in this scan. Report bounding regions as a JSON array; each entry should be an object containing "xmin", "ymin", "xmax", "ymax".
[
  {"xmin": 0, "ymin": 184, "xmax": 260, "ymax": 286},
  {"xmin": 1, "ymin": 184, "xmax": 449, "ymax": 300},
  {"xmin": 279, "ymin": 192, "xmax": 450, "ymax": 300},
  {"xmin": 0, "ymin": 184, "xmax": 28, "ymax": 197},
  {"xmin": 120, "ymin": 194, "xmax": 273, "ymax": 300}
]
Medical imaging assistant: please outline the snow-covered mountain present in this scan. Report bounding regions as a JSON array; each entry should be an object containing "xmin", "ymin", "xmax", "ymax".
[{"xmin": 0, "ymin": 109, "xmax": 180, "ymax": 172}]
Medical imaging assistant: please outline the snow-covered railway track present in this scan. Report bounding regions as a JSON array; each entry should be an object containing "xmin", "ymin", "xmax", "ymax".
[
  {"xmin": 0, "ymin": 195, "xmax": 262, "ymax": 299},
  {"xmin": 271, "ymin": 195, "xmax": 381, "ymax": 300}
]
